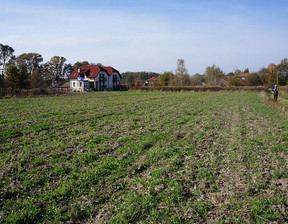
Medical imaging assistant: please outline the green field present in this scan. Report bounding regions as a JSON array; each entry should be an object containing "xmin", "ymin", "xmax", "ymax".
[{"xmin": 0, "ymin": 91, "xmax": 287, "ymax": 223}]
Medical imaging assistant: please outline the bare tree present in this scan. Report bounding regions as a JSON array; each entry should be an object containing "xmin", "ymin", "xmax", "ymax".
[{"xmin": 175, "ymin": 59, "xmax": 189, "ymax": 86}]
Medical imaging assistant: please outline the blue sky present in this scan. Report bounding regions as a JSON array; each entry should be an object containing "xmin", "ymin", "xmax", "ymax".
[{"xmin": 1, "ymin": 0, "xmax": 288, "ymax": 74}]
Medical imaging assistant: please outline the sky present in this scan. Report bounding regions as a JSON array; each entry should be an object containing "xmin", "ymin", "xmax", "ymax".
[{"xmin": 1, "ymin": 0, "xmax": 288, "ymax": 74}]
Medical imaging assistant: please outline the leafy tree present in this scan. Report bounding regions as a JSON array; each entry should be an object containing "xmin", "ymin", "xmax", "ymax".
[
  {"xmin": 277, "ymin": 73, "xmax": 287, "ymax": 86},
  {"xmin": 121, "ymin": 71, "xmax": 160, "ymax": 86},
  {"xmin": 125, "ymin": 72, "xmax": 136, "ymax": 86},
  {"xmin": 261, "ymin": 64, "xmax": 277, "ymax": 86},
  {"xmin": 30, "ymin": 71, "xmax": 46, "ymax": 89},
  {"xmin": 183, "ymin": 74, "xmax": 191, "ymax": 86},
  {"xmin": 135, "ymin": 79, "xmax": 141, "ymax": 87},
  {"xmin": 16, "ymin": 53, "xmax": 43, "ymax": 76},
  {"xmin": 243, "ymin": 68, "xmax": 249, "ymax": 73},
  {"xmin": 0, "ymin": 44, "xmax": 14, "ymax": 76},
  {"xmin": 277, "ymin": 58, "xmax": 288, "ymax": 84},
  {"xmin": 230, "ymin": 76, "xmax": 242, "ymax": 86},
  {"xmin": 205, "ymin": 64, "xmax": 225, "ymax": 85},
  {"xmin": 0, "ymin": 74, "xmax": 5, "ymax": 96},
  {"xmin": 14, "ymin": 53, "xmax": 48, "ymax": 89},
  {"xmin": 5, "ymin": 63, "xmax": 29, "ymax": 92},
  {"xmin": 0, "ymin": 44, "xmax": 14, "ymax": 94},
  {"xmin": 5, "ymin": 65, "xmax": 18, "ymax": 91},
  {"xmin": 159, "ymin": 71, "xmax": 174, "ymax": 86},
  {"xmin": 257, "ymin": 67, "xmax": 267, "ymax": 84},
  {"xmin": 246, "ymin": 73, "xmax": 262, "ymax": 86},
  {"xmin": 234, "ymin": 69, "xmax": 242, "ymax": 76},
  {"xmin": 190, "ymin": 73, "xmax": 206, "ymax": 86},
  {"xmin": 72, "ymin": 61, "xmax": 90, "ymax": 70},
  {"xmin": 45, "ymin": 56, "xmax": 67, "ymax": 82},
  {"xmin": 278, "ymin": 58, "xmax": 288, "ymax": 72},
  {"xmin": 175, "ymin": 59, "xmax": 189, "ymax": 86},
  {"xmin": 259, "ymin": 60, "xmax": 288, "ymax": 86},
  {"xmin": 64, "ymin": 63, "xmax": 73, "ymax": 77}
]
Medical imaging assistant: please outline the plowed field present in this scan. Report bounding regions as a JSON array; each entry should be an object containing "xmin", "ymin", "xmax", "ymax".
[{"xmin": 1, "ymin": 91, "xmax": 287, "ymax": 223}]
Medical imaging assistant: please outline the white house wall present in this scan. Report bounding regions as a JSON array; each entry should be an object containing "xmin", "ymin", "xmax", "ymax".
[
  {"xmin": 107, "ymin": 74, "xmax": 112, "ymax": 88},
  {"xmin": 96, "ymin": 72, "xmax": 108, "ymax": 82},
  {"xmin": 70, "ymin": 79, "xmax": 84, "ymax": 92},
  {"xmin": 69, "ymin": 70, "xmax": 120, "ymax": 91},
  {"xmin": 107, "ymin": 72, "xmax": 121, "ymax": 89}
]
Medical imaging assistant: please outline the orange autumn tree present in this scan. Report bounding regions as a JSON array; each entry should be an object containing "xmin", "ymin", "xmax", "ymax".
[{"xmin": 261, "ymin": 64, "xmax": 277, "ymax": 86}]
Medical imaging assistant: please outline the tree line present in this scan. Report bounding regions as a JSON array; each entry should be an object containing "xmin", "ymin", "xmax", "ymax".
[
  {"xmin": 123, "ymin": 59, "xmax": 227, "ymax": 87},
  {"xmin": 0, "ymin": 43, "xmax": 103, "ymax": 95},
  {"xmin": 1, "ymin": 43, "xmax": 287, "ymax": 95},
  {"xmin": 127, "ymin": 58, "xmax": 288, "ymax": 87},
  {"xmin": 121, "ymin": 71, "xmax": 161, "ymax": 87}
]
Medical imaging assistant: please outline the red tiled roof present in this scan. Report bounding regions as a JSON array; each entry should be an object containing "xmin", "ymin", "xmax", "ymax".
[
  {"xmin": 146, "ymin": 77, "xmax": 159, "ymax": 82},
  {"xmin": 59, "ymin": 81, "xmax": 70, "ymax": 88},
  {"xmin": 237, "ymin": 73, "xmax": 252, "ymax": 78},
  {"xmin": 68, "ymin": 65, "xmax": 108, "ymax": 79},
  {"xmin": 102, "ymin": 66, "xmax": 119, "ymax": 76},
  {"xmin": 52, "ymin": 81, "xmax": 69, "ymax": 88},
  {"xmin": 52, "ymin": 82, "xmax": 62, "ymax": 88}
]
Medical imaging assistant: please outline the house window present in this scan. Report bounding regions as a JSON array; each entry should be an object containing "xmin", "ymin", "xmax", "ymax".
[
  {"xmin": 73, "ymin": 82, "xmax": 76, "ymax": 87},
  {"xmin": 80, "ymin": 82, "xmax": 82, "ymax": 87}
]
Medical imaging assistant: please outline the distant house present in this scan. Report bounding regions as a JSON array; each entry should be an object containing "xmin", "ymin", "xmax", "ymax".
[
  {"xmin": 145, "ymin": 77, "xmax": 159, "ymax": 86},
  {"xmin": 52, "ymin": 81, "xmax": 70, "ymax": 91},
  {"xmin": 68, "ymin": 65, "xmax": 121, "ymax": 92},
  {"xmin": 238, "ymin": 73, "xmax": 252, "ymax": 81}
]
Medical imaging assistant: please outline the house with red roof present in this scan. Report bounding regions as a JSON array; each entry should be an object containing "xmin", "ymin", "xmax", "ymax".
[
  {"xmin": 237, "ymin": 73, "xmax": 252, "ymax": 81},
  {"xmin": 145, "ymin": 77, "xmax": 159, "ymax": 86},
  {"xmin": 68, "ymin": 65, "xmax": 121, "ymax": 91}
]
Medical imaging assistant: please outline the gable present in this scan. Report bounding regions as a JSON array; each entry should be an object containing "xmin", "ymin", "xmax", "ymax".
[
  {"xmin": 68, "ymin": 65, "xmax": 108, "ymax": 79},
  {"xmin": 102, "ymin": 66, "xmax": 121, "ymax": 78}
]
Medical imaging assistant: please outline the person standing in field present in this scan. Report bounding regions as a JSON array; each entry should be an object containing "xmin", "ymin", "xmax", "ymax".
[{"xmin": 273, "ymin": 85, "xmax": 279, "ymax": 102}]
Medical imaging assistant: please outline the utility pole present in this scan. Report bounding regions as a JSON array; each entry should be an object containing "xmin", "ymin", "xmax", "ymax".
[{"xmin": 277, "ymin": 71, "xmax": 279, "ymax": 86}]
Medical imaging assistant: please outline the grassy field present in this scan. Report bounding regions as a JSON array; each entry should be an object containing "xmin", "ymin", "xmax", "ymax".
[{"xmin": 0, "ymin": 91, "xmax": 287, "ymax": 223}]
